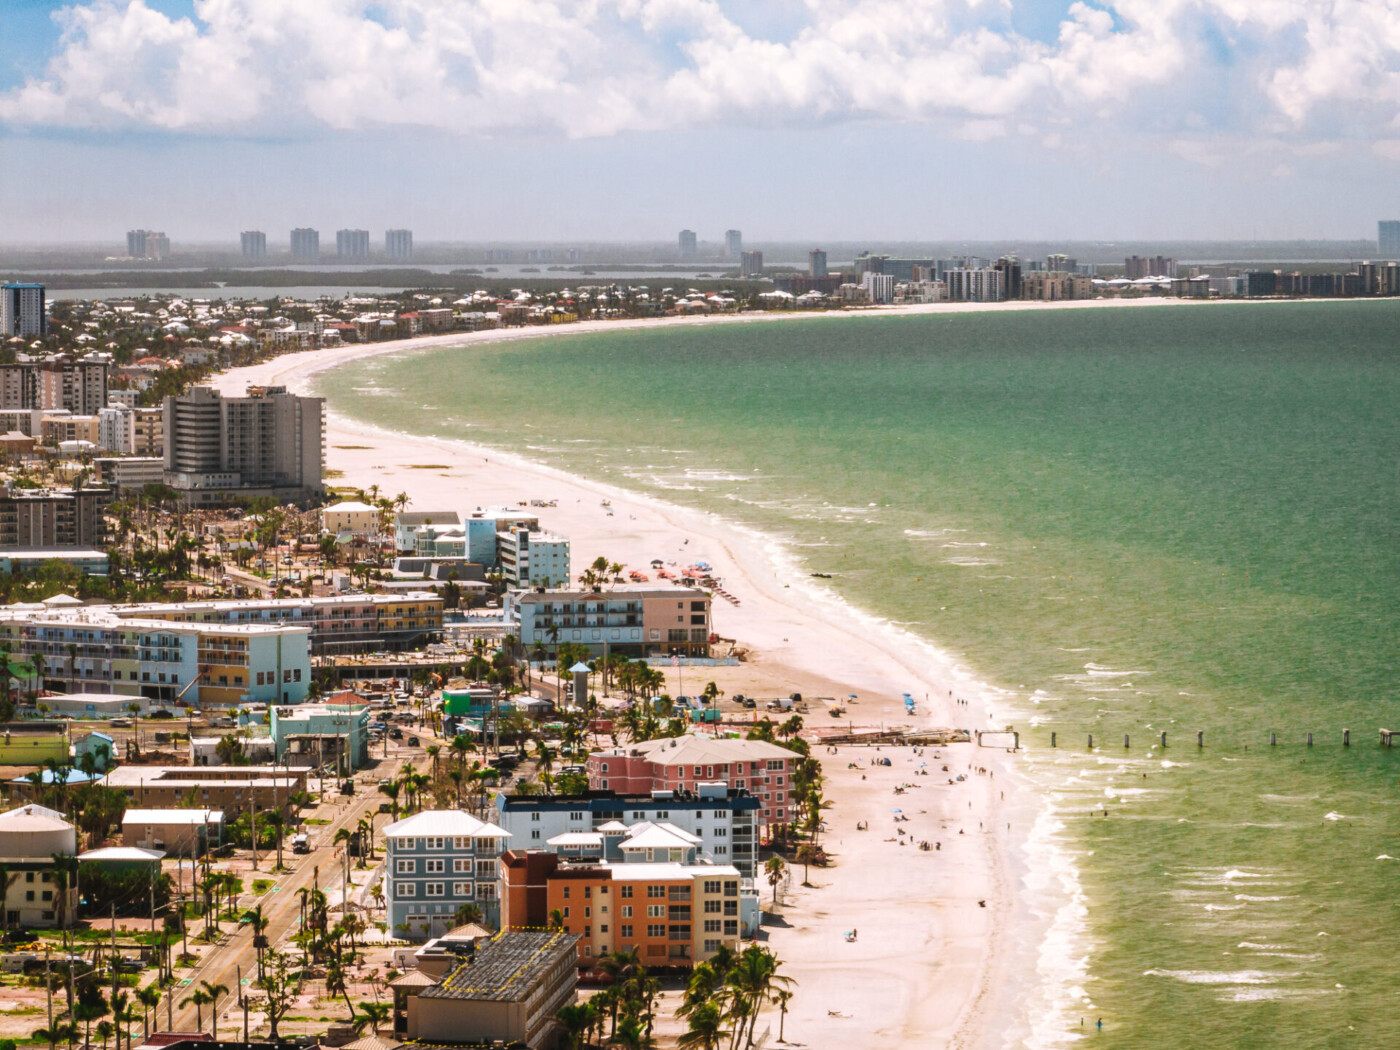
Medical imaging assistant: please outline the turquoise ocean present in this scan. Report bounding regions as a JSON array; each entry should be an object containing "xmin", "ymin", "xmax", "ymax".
[{"xmin": 315, "ymin": 302, "xmax": 1400, "ymax": 1048}]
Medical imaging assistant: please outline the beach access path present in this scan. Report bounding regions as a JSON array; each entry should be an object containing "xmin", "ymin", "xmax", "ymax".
[{"xmin": 206, "ymin": 301, "xmax": 1109, "ymax": 1047}]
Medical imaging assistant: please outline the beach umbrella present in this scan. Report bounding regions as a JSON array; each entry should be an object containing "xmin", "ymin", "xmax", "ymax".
[{"xmin": 891, "ymin": 808, "xmax": 902, "ymax": 814}]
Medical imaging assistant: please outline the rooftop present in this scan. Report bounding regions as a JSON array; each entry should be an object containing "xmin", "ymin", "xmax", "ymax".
[
  {"xmin": 121, "ymin": 808, "xmax": 224, "ymax": 825},
  {"xmin": 383, "ymin": 810, "xmax": 510, "ymax": 840},
  {"xmin": 599, "ymin": 734, "xmax": 800, "ymax": 766},
  {"xmin": 420, "ymin": 930, "xmax": 578, "ymax": 1002}
]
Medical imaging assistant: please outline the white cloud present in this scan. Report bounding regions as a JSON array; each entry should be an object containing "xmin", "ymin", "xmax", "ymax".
[{"xmin": 3, "ymin": 0, "xmax": 1400, "ymax": 160}]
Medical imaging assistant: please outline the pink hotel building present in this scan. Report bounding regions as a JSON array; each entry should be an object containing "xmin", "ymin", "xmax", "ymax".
[{"xmin": 586, "ymin": 736, "xmax": 801, "ymax": 828}]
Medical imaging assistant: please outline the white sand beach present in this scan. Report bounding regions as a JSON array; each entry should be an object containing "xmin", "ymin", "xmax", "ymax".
[{"xmin": 208, "ymin": 301, "xmax": 1122, "ymax": 1047}]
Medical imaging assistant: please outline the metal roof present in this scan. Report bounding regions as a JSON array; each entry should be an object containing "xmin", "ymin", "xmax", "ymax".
[{"xmin": 419, "ymin": 931, "xmax": 578, "ymax": 1003}]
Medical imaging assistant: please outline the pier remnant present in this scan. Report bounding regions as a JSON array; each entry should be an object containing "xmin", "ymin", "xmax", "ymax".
[
  {"xmin": 1344, "ymin": 728, "xmax": 1350, "ymax": 747},
  {"xmin": 1270, "ymin": 732, "xmax": 1277, "ymax": 747},
  {"xmin": 1160, "ymin": 731, "xmax": 1167, "ymax": 749},
  {"xmin": 1197, "ymin": 730, "xmax": 1204, "ymax": 748}
]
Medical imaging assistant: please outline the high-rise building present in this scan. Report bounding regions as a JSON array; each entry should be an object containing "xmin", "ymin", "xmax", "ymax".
[
  {"xmin": 290, "ymin": 228, "xmax": 320, "ymax": 262},
  {"xmin": 860, "ymin": 272, "xmax": 895, "ymax": 304},
  {"xmin": 945, "ymin": 267, "xmax": 1005, "ymax": 303},
  {"xmin": 678, "ymin": 229, "xmax": 697, "ymax": 259},
  {"xmin": 1, "ymin": 284, "xmax": 46, "ymax": 337},
  {"xmin": 809, "ymin": 249, "xmax": 828, "ymax": 278},
  {"xmin": 0, "ymin": 485, "xmax": 109, "ymax": 549},
  {"xmin": 240, "ymin": 231, "xmax": 267, "ymax": 258},
  {"xmin": 124, "ymin": 230, "xmax": 169, "ymax": 260},
  {"xmin": 163, "ymin": 385, "xmax": 325, "ymax": 504},
  {"xmin": 1380, "ymin": 221, "xmax": 1400, "ymax": 257},
  {"xmin": 385, "ymin": 228, "xmax": 413, "ymax": 260},
  {"xmin": 724, "ymin": 229, "xmax": 742, "ymax": 258},
  {"xmin": 336, "ymin": 229, "xmax": 370, "ymax": 258},
  {"xmin": 1125, "ymin": 255, "xmax": 1177, "ymax": 279},
  {"xmin": 0, "ymin": 356, "xmax": 106, "ymax": 412},
  {"xmin": 739, "ymin": 250, "xmax": 764, "ymax": 277}
]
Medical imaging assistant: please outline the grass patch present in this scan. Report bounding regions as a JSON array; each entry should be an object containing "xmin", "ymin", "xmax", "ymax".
[
  {"xmin": 323, "ymin": 469, "xmax": 345, "ymax": 479},
  {"xmin": 304, "ymin": 817, "xmax": 332, "ymax": 825},
  {"xmin": 252, "ymin": 879, "xmax": 274, "ymax": 895},
  {"xmin": 407, "ymin": 464, "xmax": 450, "ymax": 469}
]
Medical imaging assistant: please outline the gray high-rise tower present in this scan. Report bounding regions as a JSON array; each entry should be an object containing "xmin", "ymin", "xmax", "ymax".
[
  {"xmin": 290, "ymin": 228, "xmax": 320, "ymax": 262},
  {"xmin": 385, "ymin": 229, "xmax": 413, "ymax": 260},
  {"xmin": 1380, "ymin": 221, "xmax": 1400, "ymax": 257}
]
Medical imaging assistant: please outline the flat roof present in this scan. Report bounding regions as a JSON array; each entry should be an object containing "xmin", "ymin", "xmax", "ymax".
[
  {"xmin": 122, "ymin": 809, "xmax": 224, "ymax": 825},
  {"xmin": 420, "ymin": 930, "xmax": 578, "ymax": 1002}
]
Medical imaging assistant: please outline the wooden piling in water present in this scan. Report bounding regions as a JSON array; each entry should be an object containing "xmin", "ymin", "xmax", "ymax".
[
  {"xmin": 1124, "ymin": 734, "xmax": 1130, "ymax": 749},
  {"xmin": 1307, "ymin": 732, "xmax": 1313, "ymax": 746},
  {"xmin": 1050, "ymin": 731, "xmax": 1056, "ymax": 748},
  {"xmin": 1160, "ymin": 731, "xmax": 1167, "ymax": 748},
  {"xmin": 1087, "ymin": 733, "xmax": 1093, "ymax": 749},
  {"xmin": 1197, "ymin": 730, "xmax": 1204, "ymax": 748},
  {"xmin": 1270, "ymin": 731, "xmax": 1277, "ymax": 746},
  {"xmin": 1344, "ymin": 728, "xmax": 1350, "ymax": 747}
]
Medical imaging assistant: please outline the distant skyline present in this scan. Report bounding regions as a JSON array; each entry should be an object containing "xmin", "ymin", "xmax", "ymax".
[{"xmin": 5, "ymin": 1, "xmax": 1400, "ymax": 244}]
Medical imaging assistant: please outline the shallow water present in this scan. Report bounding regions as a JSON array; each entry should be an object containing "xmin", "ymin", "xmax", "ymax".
[{"xmin": 317, "ymin": 302, "xmax": 1400, "ymax": 1047}]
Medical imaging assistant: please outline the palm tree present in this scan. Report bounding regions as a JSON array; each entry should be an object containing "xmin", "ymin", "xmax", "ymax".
[
  {"xmin": 764, "ymin": 856, "xmax": 786, "ymax": 906},
  {"xmin": 94, "ymin": 1022, "xmax": 115, "ymax": 1050},
  {"xmin": 135, "ymin": 986, "xmax": 161, "ymax": 1042},
  {"xmin": 555, "ymin": 1002, "xmax": 595, "ymax": 1050},
  {"xmin": 246, "ymin": 903, "xmax": 270, "ymax": 978},
  {"xmin": 353, "ymin": 1001, "xmax": 391, "ymax": 1036},
  {"xmin": 677, "ymin": 1001, "xmax": 729, "ymax": 1050},
  {"xmin": 324, "ymin": 957, "xmax": 354, "ymax": 1019},
  {"xmin": 48, "ymin": 853, "xmax": 74, "ymax": 951},
  {"xmin": 773, "ymin": 988, "xmax": 794, "ymax": 1043},
  {"xmin": 33, "ymin": 1023, "xmax": 77, "ymax": 1050},
  {"xmin": 198, "ymin": 980, "xmax": 228, "ymax": 1039}
]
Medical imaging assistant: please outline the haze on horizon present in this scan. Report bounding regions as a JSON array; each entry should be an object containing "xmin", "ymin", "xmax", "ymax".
[{"xmin": 4, "ymin": 0, "xmax": 1400, "ymax": 246}]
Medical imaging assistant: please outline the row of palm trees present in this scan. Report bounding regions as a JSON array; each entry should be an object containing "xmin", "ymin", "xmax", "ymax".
[{"xmin": 554, "ymin": 945, "xmax": 794, "ymax": 1050}]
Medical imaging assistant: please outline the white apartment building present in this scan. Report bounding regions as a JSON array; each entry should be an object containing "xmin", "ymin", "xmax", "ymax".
[{"xmin": 496, "ymin": 528, "xmax": 570, "ymax": 588}]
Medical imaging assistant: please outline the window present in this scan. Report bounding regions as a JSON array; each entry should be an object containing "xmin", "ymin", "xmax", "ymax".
[
  {"xmin": 531, "ymin": 829, "xmax": 541, "ymax": 840},
  {"xmin": 621, "ymin": 925, "xmax": 633, "ymax": 938},
  {"xmin": 424, "ymin": 859, "xmax": 444, "ymax": 874},
  {"xmin": 563, "ymin": 907, "xmax": 571, "ymax": 918},
  {"xmin": 715, "ymin": 846, "xmax": 728, "ymax": 855},
  {"xmin": 453, "ymin": 882, "xmax": 474, "ymax": 897},
  {"xmin": 714, "ymin": 827, "xmax": 727, "ymax": 837},
  {"xmin": 569, "ymin": 811, "xmax": 584, "ymax": 821},
  {"xmin": 584, "ymin": 886, "xmax": 591, "ymax": 899},
  {"xmin": 453, "ymin": 859, "xmax": 471, "ymax": 873},
  {"xmin": 621, "ymin": 905, "xmax": 632, "ymax": 918},
  {"xmin": 703, "ymin": 880, "xmax": 721, "ymax": 893},
  {"xmin": 767, "ymin": 760, "xmax": 784, "ymax": 771},
  {"xmin": 563, "ymin": 886, "xmax": 571, "ymax": 899},
  {"xmin": 704, "ymin": 919, "xmax": 721, "ymax": 933},
  {"xmin": 425, "ymin": 882, "xmax": 443, "ymax": 897},
  {"xmin": 620, "ymin": 886, "xmax": 633, "ymax": 898},
  {"xmin": 723, "ymin": 920, "xmax": 738, "ymax": 935},
  {"xmin": 647, "ymin": 885, "xmax": 666, "ymax": 898},
  {"xmin": 704, "ymin": 900, "xmax": 721, "ymax": 914},
  {"xmin": 453, "ymin": 836, "xmax": 473, "ymax": 848},
  {"xmin": 647, "ymin": 904, "xmax": 665, "ymax": 918},
  {"xmin": 395, "ymin": 859, "xmax": 415, "ymax": 874},
  {"xmin": 704, "ymin": 938, "xmax": 722, "ymax": 953},
  {"xmin": 530, "ymin": 812, "xmax": 541, "ymax": 822},
  {"xmin": 398, "ymin": 838, "xmax": 416, "ymax": 850},
  {"xmin": 713, "ymin": 810, "xmax": 726, "ymax": 819},
  {"xmin": 584, "ymin": 907, "xmax": 591, "ymax": 918},
  {"xmin": 425, "ymin": 837, "xmax": 445, "ymax": 849},
  {"xmin": 647, "ymin": 924, "xmax": 665, "ymax": 938},
  {"xmin": 399, "ymin": 884, "xmax": 416, "ymax": 897}
]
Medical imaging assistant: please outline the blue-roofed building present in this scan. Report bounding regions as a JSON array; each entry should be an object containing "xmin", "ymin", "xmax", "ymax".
[
  {"xmin": 382, "ymin": 810, "xmax": 511, "ymax": 939},
  {"xmin": 71, "ymin": 731, "xmax": 115, "ymax": 771}
]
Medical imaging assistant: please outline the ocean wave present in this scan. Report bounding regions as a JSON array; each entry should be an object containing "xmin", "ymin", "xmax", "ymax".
[
  {"xmin": 1215, "ymin": 987, "xmax": 1337, "ymax": 1003},
  {"xmin": 1144, "ymin": 969, "xmax": 1287, "ymax": 985},
  {"xmin": 1234, "ymin": 894, "xmax": 1294, "ymax": 902},
  {"xmin": 1323, "ymin": 812, "xmax": 1346, "ymax": 821}
]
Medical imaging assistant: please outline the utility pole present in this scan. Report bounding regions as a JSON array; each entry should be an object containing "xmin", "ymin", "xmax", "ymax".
[
  {"xmin": 250, "ymin": 793, "xmax": 258, "ymax": 870},
  {"xmin": 43, "ymin": 947, "xmax": 52, "ymax": 1032},
  {"xmin": 239, "ymin": 964, "xmax": 248, "ymax": 1047}
]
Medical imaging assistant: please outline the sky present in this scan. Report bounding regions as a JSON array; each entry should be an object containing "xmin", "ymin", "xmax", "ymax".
[{"xmin": 3, "ymin": 0, "xmax": 1400, "ymax": 246}]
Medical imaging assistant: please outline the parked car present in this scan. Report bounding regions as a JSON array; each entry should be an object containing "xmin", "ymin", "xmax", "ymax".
[
  {"xmin": 406, "ymin": 736, "xmax": 420, "ymax": 747},
  {"xmin": 389, "ymin": 728, "xmax": 403, "ymax": 740}
]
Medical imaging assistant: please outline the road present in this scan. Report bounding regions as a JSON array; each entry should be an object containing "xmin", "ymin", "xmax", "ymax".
[{"xmin": 161, "ymin": 745, "xmax": 431, "ymax": 1036}]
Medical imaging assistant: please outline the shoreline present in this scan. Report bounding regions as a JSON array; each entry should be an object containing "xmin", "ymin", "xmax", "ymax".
[{"xmin": 206, "ymin": 300, "xmax": 1160, "ymax": 1048}]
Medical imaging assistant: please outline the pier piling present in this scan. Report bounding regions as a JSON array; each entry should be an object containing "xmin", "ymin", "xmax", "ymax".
[
  {"xmin": 1050, "ymin": 732, "xmax": 1056, "ymax": 748},
  {"xmin": 1344, "ymin": 728, "xmax": 1350, "ymax": 747},
  {"xmin": 1197, "ymin": 730, "xmax": 1204, "ymax": 748},
  {"xmin": 1087, "ymin": 733, "xmax": 1093, "ymax": 750},
  {"xmin": 1270, "ymin": 731, "xmax": 1277, "ymax": 747},
  {"xmin": 1307, "ymin": 732, "xmax": 1313, "ymax": 747},
  {"xmin": 1160, "ymin": 731, "xmax": 1167, "ymax": 749},
  {"xmin": 1124, "ymin": 734, "xmax": 1130, "ymax": 749}
]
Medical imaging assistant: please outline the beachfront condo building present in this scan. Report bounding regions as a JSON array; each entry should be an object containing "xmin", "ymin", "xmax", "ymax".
[
  {"xmin": 0, "ymin": 484, "xmax": 109, "ymax": 548},
  {"xmin": 500, "ymin": 833, "xmax": 747, "ymax": 968},
  {"xmin": 495, "ymin": 784, "xmax": 760, "ymax": 876},
  {"xmin": 809, "ymin": 249, "xmax": 828, "ymax": 278},
  {"xmin": 496, "ymin": 527, "xmax": 570, "ymax": 588},
  {"xmin": 0, "ymin": 604, "xmax": 310, "ymax": 706},
  {"xmin": 0, "ymin": 355, "xmax": 108, "ymax": 413},
  {"xmin": 241, "ymin": 231, "xmax": 267, "ymax": 258},
  {"xmin": 586, "ymin": 736, "xmax": 800, "ymax": 828},
  {"xmin": 678, "ymin": 230, "xmax": 697, "ymax": 259},
  {"xmin": 386, "ymin": 228, "xmax": 413, "ymax": 260},
  {"xmin": 337, "ymin": 229, "xmax": 370, "ymax": 258},
  {"xmin": 740, "ymin": 250, "xmax": 764, "ymax": 277},
  {"xmin": 506, "ymin": 585, "xmax": 713, "ymax": 658},
  {"xmin": 382, "ymin": 810, "xmax": 512, "ymax": 938},
  {"xmin": 290, "ymin": 228, "xmax": 320, "ymax": 261},
  {"xmin": 1, "ymin": 284, "xmax": 46, "ymax": 338},
  {"xmin": 162, "ymin": 384, "xmax": 324, "ymax": 504},
  {"xmin": 115, "ymin": 591, "xmax": 444, "ymax": 654}
]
